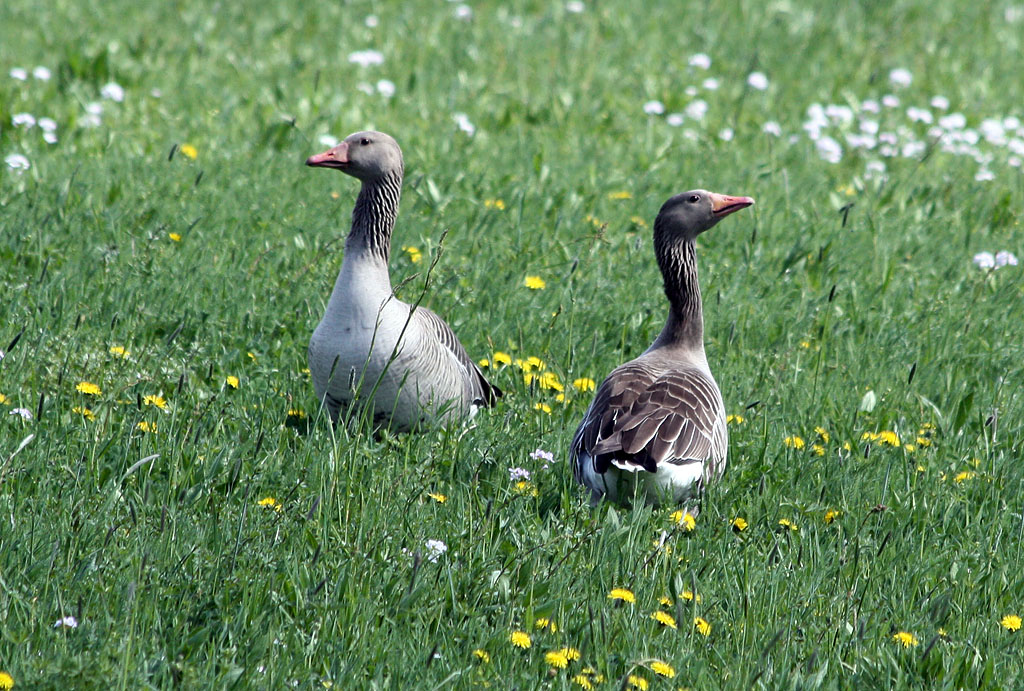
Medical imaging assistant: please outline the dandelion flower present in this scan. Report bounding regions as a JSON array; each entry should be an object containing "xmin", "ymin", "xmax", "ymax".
[
  {"xmin": 226, "ymin": 376, "xmax": 240, "ymax": 389},
  {"xmin": 680, "ymin": 512, "xmax": 697, "ymax": 531},
  {"xmin": 472, "ymin": 649, "xmax": 490, "ymax": 663},
  {"xmin": 680, "ymin": 589, "xmax": 701, "ymax": 603},
  {"xmin": 427, "ymin": 492, "xmax": 447, "ymax": 504},
  {"xmin": 659, "ymin": 595, "xmax": 674, "ymax": 607},
  {"xmin": 814, "ymin": 426, "xmax": 830, "ymax": 442},
  {"xmin": 258, "ymin": 496, "xmax": 283, "ymax": 513},
  {"xmin": 287, "ymin": 409, "xmax": 306, "ymax": 419},
  {"xmin": 627, "ymin": 675, "xmax": 649, "ymax": 690},
  {"xmin": 954, "ymin": 471, "xmax": 975, "ymax": 483},
  {"xmin": 545, "ymin": 650, "xmax": 569, "ymax": 669},
  {"xmin": 693, "ymin": 617, "xmax": 711, "ymax": 636},
  {"xmin": 534, "ymin": 402, "xmax": 552, "ymax": 414},
  {"xmin": 878, "ymin": 430, "xmax": 901, "ymax": 447},
  {"xmin": 534, "ymin": 617, "xmax": 557, "ymax": 632},
  {"xmin": 514, "ymin": 480, "xmax": 539, "ymax": 496},
  {"xmin": 732, "ymin": 517, "xmax": 748, "ymax": 532},
  {"xmin": 76, "ymin": 381, "xmax": 102, "ymax": 395},
  {"xmin": 560, "ymin": 647, "xmax": 581, "ymax": 661},
  {"xmin": 524, "ymin": 275, "xmax": 546, "ymax": 290},
  {"xmin": 180, "ymin": 143, "xmax": 198, "ymax": 160},
  {"xmin": 824, "ymin": 509, "xmax": 840, "ymax": 524},
  {"xmin": 571, "ymin": 675, "xmax": 594, "ymax": 690},
  {"xmin": 493, "ymin": 352, "xmax": 512, "ymax": 366},
  {"xmin": 783, "ymin": 436, "xmax": 805, "ymax": 450},
  {"xmin": 608, "ymin": 190, "xmax": 632, "ymax": 200},
  {"xmin": 169, "ymin": 233, "xmax": 182, "ymax": 242},
  {"xmin": 811, "ymin": 444, "xmax": 826, "ymax": 456},
  {"xmin": 401, "ymin": 245, "xmax": 422, "ymax": 263},
  {"xmin": 484, "ymin": 198, "xmax": 506, "ymax": 210},
  {"xmin": 726, "ymin": 414, "xmax": 745, "ymax": 424},
  {"xmin": 0, "ymin": 394, "xmax": 7, "ymax": 405},
  {"xmin": 109, "ymin": 345, "xmax": 130, "ymax": 358},
  {"xmin": 892, "ymin": 631, "xmax": 919, "ymax": 647},
  {"xmin": 71, "ymin": 406, "xmax": 95, "ymax": 421},
  {"xmin": 1000, "ymin": 614, "xmax": 1021, "ymax": 632},
  {"xmin": 136, "ymin": 421, "xmax": 156, "ymax": 433},
  {"xmin": 143, "ymin": 395, "xmax": 167, "ymax": 409},
  {"xmin": 510, "ymin": 630, "xmax": 531, "ymax": 649},
  {"xmin": 652, "ymin": 610, "xmax": 678, "ymax": 628},
  {"xmin": 0, "ymin": 671, "xmax": 13, "ymax": 690},
  {"xmin": 778, "ymin": 518, "xmax": 798, "ymax": 531},
  {"xmin": 650, "ymin": 661, "xmax": 675, "ymax": 678},
  {"xmin": 608, "ymin": 587, "xmax": 635, "ymax": 604},
  {"xmin": 572, "ymin": 377, "xmax": 596, "ymax": 392}
]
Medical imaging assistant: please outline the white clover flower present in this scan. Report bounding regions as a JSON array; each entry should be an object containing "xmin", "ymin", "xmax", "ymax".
[
  {"xmin": 718, "ymin": 127, "xmax": 734, "ymax": 141},
  {"xmin": 1004, "ymin": 116, "xmax": 1021, "ymax": 130},
  {"xmin": 881, "ymin": 94, "xmax": 900, "ymax": 108},
  {"xmin": 100, "ymin": 82, "xmax": 125, "ymax": 102},
  {"xmin": 666, "ymin": 113, "xmax": 685, "ymax": 127},
  {"xmin": 424, "ymin": 540, "xmax": 448, "ymax": 562},
  {"xmin": 685, "ymin": 99, "xmax": 708, "ymax": 120},
  {"xmin": 979, "ymin": 118, "xmax": 1006, "ymax": 144},
  {"xmin": 1008, "ymin": 138, "xmax": 1024, "ymax": 156},
  {"xmin": 845, "ymin": 133, "xmax": 876, "ymax": 149},
  {"xmin": 33, "ymin": 66, "xmax": 51, "ymax": 80},
  {"xmin": 5, "ymin": 153, "xmax": 30, "ymax": 172},
  {"xmin": 861, "ymin": 99, "xmax": 881, "ymax": 113},
  {"xmin": 824, "ymin": 104, "xmax": 853, "ymax": 125},
  {"xmin": 38, "ymin": 117, "xmax": 57, "ymax": 132},
  {"xmin": 702, "ymin": 77, "xmax": 719, "ymax": 91},
  {"xmin": 317, "ymin": 134, "xmax": 339, "ymax": 147},
  {"xmin": 364, "ymin": 14, "xmax": 379, "ymax": 27},
  {"xmin": 889, "ymin": 68, "xmax": 913, "ymax": 88},
  {"xmin": 453, "ymin": 112, "xmax": 476, "ymax": 136},
  {"xmin": 906, "ymin": 107, "xmax": 933, "ymax": 124},
  {"xmin": 762, "ymin": 121, "xmax": 782, "ymax": 136},
  {"xmin": 995, "ymin": 250, "xmax": 1018, "ymax": 267},
  {"xmin": 865, "ymin": 160, "xmax": 887, "ymax": 179},
  {"xmin": 348, "ymin": 49, "xmax": 385, "ymax": 67},
  {"xmin": 54, "ymin": 616, "xmax": 78, "ymax": 629},
  {"xmin": 86, "ymin": 101, "xmax": 103, "ymax": 115},
  {"xmin": 939, "ymin": 113, "xmax": 966, "ymax": 130},
  {"xmin": 10, "ymin": 67, "xmax": 28, "ymax": 80},
  {"xmin": 376, "ymin": 79, "xmax": 396, "ymax": 98},
  {"xmin": 684, "ymin": 85, "xmax": 698, "ymax": 97},
  {"xmin": 973, "ymin": 251, "xmax": 996, "ymax": 269},
  {"xmin": 643, "ymin": 100, "xmax": 665, "ymax": 115},
  {"xmin": 566, "ymin": 0, "xmax": 585, "ymax": 12},
  {"xmin": 454, "ymin": 4, "xmax": 473, "ymax": 20},
  {"xmin": 10, "ymin": 408, "xmax": 33, "ymax": 420},
  {"xmin": 688, "ymin": 53, "xmax": 711, "ymax": 70},
  {"xmin": 509, "ymin": 467, "xmax": 531, "ymax": 481},
  {"xmin": 901, "ymin": 141, "xmax": 926, "ymax": 157},
  {"xmin": 974, "ymin": 169, "xmax": 995, "ymax": 181},
  {"xmin": 747, "ymin": 71, "xmax": 769, "ymax": 90},
  {"xmin": 859, "ymin": 118, "xmax": 880, "ymax": 134},
  {"xmin": 12, "ymin": 113, "xmax": 35, "ymax": 128},
  {"xmin": 43, "ymin": 131, "xmax": 57, "ymax": 144},
  {"xmin": 930, "ymin": 95, "xmax": 950, "ymax": 110},
  {"xmin": 815, "ymin": 136, "xmax": 843, "ymax": 164}
]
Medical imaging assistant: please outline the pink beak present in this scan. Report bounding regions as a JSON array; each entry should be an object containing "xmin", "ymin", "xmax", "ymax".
[
  {"xmin": 709, "ymin": 192, "xmax": 755, "ymax": 218},
  {"xmin": 306, "ymin": 141, "xmax": 350, "ymax": 169}
]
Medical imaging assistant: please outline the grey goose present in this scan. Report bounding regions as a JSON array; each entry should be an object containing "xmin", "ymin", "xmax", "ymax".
[
  {"xmin": 570, "ymin": 189, "xmax": 754, "ymax": 507},
  {"xmin": 305, "ymin": 130, "xmax": 500, "ymax": 430}
]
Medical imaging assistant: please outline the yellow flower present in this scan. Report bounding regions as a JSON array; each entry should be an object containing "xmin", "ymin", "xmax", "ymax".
[
  {"xmin": 472, "ymin": 648, "xmax": 490, "ymax": 663},
  {"xmin": 534, "ymin": 617, "xmax": 557, "ymax": 632},
  {"xmin": 0, "ymin": 393, "xmax": 8, "ymax": 405},
  {"xmin": 608, "ymin": 587, "xmax": 635, "ymax": 604},
  {"xmin": 938, "ymin": 627, "xmax": 950, "ymax": 640},
  {"xmin": 258, "ymin": 496, "xmax": 282, "ymax": 512},
  {"xmin": 1000, "ymin": 614, "xmax": 1021, "ymax": 632},
  {"xmin": 861, "ymin": 431, "xmax": 879, "ymax": 442},
  {"xmin": 778, "ymin": 518, "xmax": 798, "ymax": 531},
  {"xmin": 136, "ymin": 421, "xmax": 157, "ymax": 434},
  {"xmin": 0, "ymin": 671, "xmax": 13, "ymax": 690},
  {"xmin": 732, "ymin": 517, "xmax": 748, "ymax": 532},
  {"xmin": 109, "ymin": 345, "xmax": 131, "ymax": 358},
  {"xmin": 652, "ymin": 610, "xmax": 678, "ymax": 629},
  {"xmin": 659, "ymin": 595, "xmax": 674, "ymax": 607},
  {"xmin": 180, "ymin": 143, "xmax": 198, "ymax": 159},
  {"xmin": 143, "ymin": 394, "xmax": 167, "ymax": 409},
  {"xmin": 824, "ymin": 509, "xmax": 840, "ymax": 524},
  {"xmin": 169, "ymin": 232, "xmax": 182, "ymax": 242},
  {"xmin": 572, "ymin": 674, "xmax": 594, "ymax": 690},
  {"xmin": 514, "ymin": 480, "xmax": 539, "ymax": 496},
  {"xmin": 71, "ymin": 406, "xmax": 95, "ymax": 421},
  {"xmin": 783, "ymin": 436, "xmax": 805, "ymax": 450},
  {"xmin": 680, "ymin": 512, "xmax": 697, "ymax": 531},
  {"xmin": 524, "ymin": 275, "xmax": 546, "ymax": 290},
  {"xmin": 608, "ymin": 190, "xmax": 632, "ymax": 200},
  {"xmin": 799, "ymin": 340, "xmax": 812, "ymax": 349},
  {"xmin": 560, "ymin": 647, "xmax": 581, "ymax": 661},
  {"xmin": 76, "ymin": 381, "xmax": 102, "ymax": 395},
  {"xmin": 726, "ymin": 414, "xmax": 745, "ymax": 424},
  {"xmin": 493, "ymin": 352, "xmax": 512, "ymax": 366},
  {"xmin": 478, "ymin": 358, "xmax": 490, "ymax": 368},
  {"xmin": 650, "ymin": 661, "xmax": 675, "ymax": 678},
  {"xmin": 694, "ymin": 616, "xmax": 711, "ymax": 636},
  {"xmin": 916, "ymin": 436, "xmax": 931, "ymax": 447},
  {"xmin": 287, "ymin": 409, "xmax": 306, "ymax": 419},
  {"xmin": 535, "ymin": 371, "xmax": 563, "ymax": 391},
  {"xmin": 892, "ymin": 631, "xmax": 918, "ymax": 648},
  {"xmin": 627, "ymin": 675, "xmax": 649, "ymax": 690},
  {"xmin": 811, "ymin": 443, "xmax": 826, "ymax": 456},
  {"xmin": 878, "ymin": 430, "xmax": 901, "ymax": 447},
  {"xmin": 226, "ymin": 376, "xmax": 240, "ymax": 389},
  {"xmin": 680, "ymin": 589, "xmax": 701, "ymax": 603},
  {"xmin": 904, "ymin": 444, "xmax": 916, "ymax": 452},
  {"xmin": 572, "ymin": 377, "xmax": 596, "ymax": 392},
  {"xmin": 427, "ymin": 492, "xmax": 447, "ymax": 504},
  {"xmin": 630, "ymin": 215, "xmax": 647, "ymax": 227},
  {"xmin": 916, "ymin": 465, "xmax": 926, "ymax": 473},
  {"xmin": 814, "ymin": 426, "xmax": 830, "ymax": 443},
  {"xmin": 545, "ymin": 650, "xmax": 569, "ymax": 669},
  {"xmin": 534, "ymin": 402, "xmax": 552, "ymax": 414},
  {"xmin": 954, "ymin": 471, "xmax": 976, "ymax": 484},
  {"xmin": 484, "ymin": 198, "xmax": 506, "ymax": 210},
  {"xmin": 510, "ymin": 630, "xmax": 531, "ymax": 649},
  {"xmin": 401, "ymin": 245, "xmax": 422, "ymax": 263}
]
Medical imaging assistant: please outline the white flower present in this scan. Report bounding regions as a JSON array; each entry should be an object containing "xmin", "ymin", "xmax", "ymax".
[
  {"xmin": 906, "ymin": 107, "xmax": 933, "ymax": 124},
  {"xmin": 529, "ymin": 449, "xmax": 555, "ymax": 463},
  {"xmin": 454, "ymin": 4, "xmax": 473, "ymax": 20},
  {"xmin": 100, "ymin": 82, "xmax": 125, "ymax": 102},
  {"xmin": 10, "ymin": 67, "xmax": 29, "ymax": 80},
  {"xmin": 348, "ymin": 49, "xmax": 384, "ymax": 67},
  {"xmin": 747, "ymin": 71, "xmax": 769, "ymax": 90},
  {"xmin": 939, "ymin": 113, "xmax": 966, "ymax": 130},
  {"xmin": 688, "ymin": 53, "xmax": 711, "ymax": 70},
  {"xmin": 12, "ymin": 113, "xmax": 35, "ymax": 128},
  {"xmin": 643, "ymin": 100, "xmax": 665, "ymax": 115},
  {"xmin": 861, "ymin": 99, "xmax": 881, "ymax": 113},
  {"xmin": 10, "ymin": 408, "xmax": 33, "ymax": 420},
  {"xmin": 1010, "ymin": 156, "xmax": 1023, "ymax": 168},
  {"xmin": 860, "ymin": 118, "xmax": 880, "ymax": 134},
  {"xmin": 901, "ymin": 140, "xmax": 926, "ymax": 157},
  {"xmin": 80, "ymin": 113, "xmax": 102, "ymax": 128},
  {"xmin": 979, "ymin": 118, "xmax": 1006, "ymax": 144},
  {"xmin": 930, "ymin": 95, "xmax": 950, "ymax": 110},
  {"xmin": 973, "ymin": 251, "xmax": 996, "ymax": 269},
  {"xmin": 684, "ymin": 85, "xmax": 698, "ymax": 97},
  {"xmin": 509, "ymin": 467, "xmax": 531, "ymax": 481},
  {"xmin": 453, "ymin": 112, "xmax": 476, "ymax": 136},
  {"xmin": 33, "ymin": 66, "xmax": 51, "ymax": 81},
  {"xmin": 881, "ymin": 94, "xmax": 900, "ymax": 108},
  {"xmin": 54, "ymin": 615, "xmax": 78, "ymax": 629},
  {"xmin": 702, "ymin": 77, "xmax": 719, "ymax": 90},
  {"xmin": 1009, "ymin": 138, "xmax": 1024, "ymax": 156},
  {"xmin": 356, "ymin": 81, "xmax": 374, "ymax": 95},
  {"xmin": 1004, "ymin": 116, "xmax": 1021, "ymax": 130},
  {"xmin": 974, "ymin": 169, "xmax": 994, "ymax": 182},
  {"xmin": 845, "ymin": 133, "xmax": 876, "ymax": 149},
  {"xmin": 824, "ymin": 104, "xmax": 854, "ymax": 125},
  {"xmin": 666, "ymin": 113, "xmax": 685, "ymax": 127},
  {"xmin": 762, "ymin": 121, "xmax": 782, "ymax": 136},
  {"xmin": 995, "ymin": 251, "xmax": 1019, "ymax": 267},
  {"xmin": 86, "ymin": 101, "xmax": 103, "ymax": 115},
  {"xmin": 365, "ymin": 14, "xmax": 379, "ymax": 27},
  {"xmin": 150, "ymin": 88, "xmax": 163, "ymax": 98},
  {"xmin": 424, "ymin": 539, "xmax": 448, "ymax": 562},
  {"xmin": 888, "ymin": 68, "xmax": 913, "ymax": 88},
  {"xmin": 566, "ymin": 0, "xmax": 585, "ymax": 12},
  {"xmin": 718, "ymin": 127, "xmax": 734, "ymax": 141},
  {"xmin": 685, "ymin": 99, "xmax": 708, "ymax": 120},
  {"xmin": 317, "ymin": 134, "xmax": 339, "ymax": 147},
  {"xmin": 43, "ymin": 131, "xmax": 58, "ymax": 144},
  {"xmin": 815, "ymin": 135, "xmax": 843, "ymax": 164},
  {"xmin": 865, "ymin": 160, "xmax": 887, "ymax": 179},
  {"xmin": 38, "ymin": 117, "xmax": 57, "ymax": 132},
  {"xmin": 376, "ymin": 79, "xmax": 396, "ymax": 98},
  {"xmin": 5, "ymin": 154, "xmax": 30, "ymax": 172}
]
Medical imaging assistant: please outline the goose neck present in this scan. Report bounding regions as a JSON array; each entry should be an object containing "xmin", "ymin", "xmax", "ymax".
[
  {"xmin": 347, "ymin": 169, "xmax": 402, "ymax": 263},
  {"xmin": 653, "ymin": 233, "xmax": 705, "ymax": 351}
]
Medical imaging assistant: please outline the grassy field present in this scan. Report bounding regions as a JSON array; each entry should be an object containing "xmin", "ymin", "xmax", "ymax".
[{"xmin": 2, "ymin": 0, "xmax": 1023, "ymax": 688}]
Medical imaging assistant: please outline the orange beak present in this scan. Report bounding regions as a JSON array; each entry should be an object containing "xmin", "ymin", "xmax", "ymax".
[
  {"xmin": 709, "ymin": 192, "xmax": 755, "ymax": 218},
  {"xmin": 306, "ymin": 141, "xmax": 350, "ymax": 169}
]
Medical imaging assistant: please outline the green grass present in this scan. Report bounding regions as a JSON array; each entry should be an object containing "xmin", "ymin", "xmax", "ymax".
[{"xmin": 2, "ymin": 0, "xmax": 1023, "ymax": 688}]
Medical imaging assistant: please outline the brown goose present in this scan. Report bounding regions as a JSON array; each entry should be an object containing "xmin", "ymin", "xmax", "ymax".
[
  {"xmin": 305, "ymin": 131, "xmax": 500, "ymax": 430},
  {"xmin": 569, "ymin": 190, "xmax": 754, "ymax": 506}
]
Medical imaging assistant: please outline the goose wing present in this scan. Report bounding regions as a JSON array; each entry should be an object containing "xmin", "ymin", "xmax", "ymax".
[{"xmin": 412, "ymin": 306, "xmax": 502, "ymax": 406}]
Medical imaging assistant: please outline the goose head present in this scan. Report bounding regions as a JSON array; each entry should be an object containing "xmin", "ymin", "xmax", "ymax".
[
  {"xmin": 655, "ymin": 189, "xmax": 754, "ymax": 239},
  {"xmin": 306, "ymin": 130, "xmax": 404, "ymax": 181}
]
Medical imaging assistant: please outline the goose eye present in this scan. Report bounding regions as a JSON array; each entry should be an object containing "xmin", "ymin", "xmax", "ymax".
[
  {"xmin": 360, "ymin": 138, "xmax": 371, "ymax": 146},
  {"xmin": 688, "ymin": 195, "xmax": 700, "ymax": 203}
]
